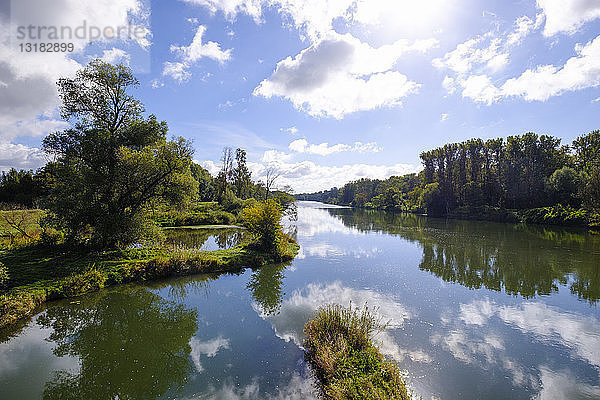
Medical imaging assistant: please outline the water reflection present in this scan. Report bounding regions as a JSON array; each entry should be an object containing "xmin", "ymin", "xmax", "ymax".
[
  {"xmin": 431, "ymin": 297, "xmax": 600, "ymax": 399},
  {"xmin": 254, "ymin": 281, "xmax": 432, "ymax": 365},
  {"xmin": 247, "ymin": 263, "xmax": 288, "ymax": 316},
  {"xmin": 325, "ymin": 207, "xmax": 600, "ymax": 303},
  {"xmin": 163, "ymin": 227, "xmax": 247, "ymax": 251},
  {"xmin": 37, "ymin": 288, "xmax": 198, "ymax": 400}
]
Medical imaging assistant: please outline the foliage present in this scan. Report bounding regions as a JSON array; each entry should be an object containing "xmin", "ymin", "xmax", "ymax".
[
  {"xmin": 519, "ymin": 205, "xmax": 589, "ymax": 226},
  {"xmin": 546, "ymin": 167, "xmax": 582, "ymax": 207},
  {"xmin": 298, "ymin": 130, "xmax": 600, "ymax": 227},
  {"xmin": 0, "ymin": 168, "xmax": 52, "ymax": 208},
  {"xmin": 241, "ymin": 199, "xmax": 284, "ymax": 253},
  {"xmin": 304, "ymin": 304, "xmax": 409, "ymax": 400},
  {"xmin": 0, "ymin": 237, "xmax": 298, "ymax": 329},
  {"xmin": 150, "ymin": 202, "xmax": 237, "ymax": 227},
  {"xmin": 42, "ymin": 60, "xmax": 197, "ymax": 248},
  {"xmin": 0, "ymin": 261, "xmax": 8, "ymax": 289}
]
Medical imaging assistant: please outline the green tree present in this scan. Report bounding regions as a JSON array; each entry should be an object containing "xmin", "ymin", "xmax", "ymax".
[
  {"xmin": 190, "ymin": 163, "xmax": 216, "ymax": 201},
  {"xmin": 232, "ymin": 148, "xmax": 252, "ymax": 199},
  {"xmin": 547, "ymin": 167, "xmax": 582, "ymax": 207},
  {"xmin": 241, "ymin": 199, "xmax": 283, "ymax": 253},
  {"xmin": 43, "ymin": 60, "xmax": 197, "ymax": 248}
]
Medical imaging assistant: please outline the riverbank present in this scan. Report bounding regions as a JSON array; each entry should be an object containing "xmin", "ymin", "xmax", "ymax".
[
  {"xmin": 0, "ymin": 235, "xmax": 298, "ymax": 329},
  {"xmin": 299, "ymin": 200, "xmax": 600, "ymax": 230},
  {"xmin": 304, "ymin": 304, "xmax": 410, "ymax": 400}
]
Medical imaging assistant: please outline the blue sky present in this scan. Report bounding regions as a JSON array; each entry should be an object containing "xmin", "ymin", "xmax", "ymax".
[{"xmin": 1, "ymin": 0, "xmax": 600, "ymax": 192}]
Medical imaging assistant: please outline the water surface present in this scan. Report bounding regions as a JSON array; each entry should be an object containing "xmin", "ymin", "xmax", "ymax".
[{"xmin": 1, "ymin": 201, "xmax": 599, "ymax": 399}]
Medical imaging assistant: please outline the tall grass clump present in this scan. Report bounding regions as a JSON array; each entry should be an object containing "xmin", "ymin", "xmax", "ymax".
[{"xmin": 304, "ymin": 304, "xmax": 409, "ymax": 400}]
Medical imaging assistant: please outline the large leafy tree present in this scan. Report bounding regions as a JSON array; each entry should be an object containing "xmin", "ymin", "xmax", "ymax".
[{"xmin": 43, "ymin": 60, "xmax": 197, "ymax": 247}]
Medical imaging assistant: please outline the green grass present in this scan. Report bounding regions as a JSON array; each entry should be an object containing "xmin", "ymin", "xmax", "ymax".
[
  {"xmin": 0, "ymin": 234, "xmax": 298, "ymax": 329},
  {"xmin": 304, "ymin": 304, "xmax": 410, "ymax": 400},
  {"xmin": 0, "ymin": 209, "xmax": 47, "ymax": 248}
]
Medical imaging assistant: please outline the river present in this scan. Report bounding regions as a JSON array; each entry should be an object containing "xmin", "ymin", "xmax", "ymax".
[{"xmin": 1, "ymin": 201, "xmax": 599, "ymax": 399}]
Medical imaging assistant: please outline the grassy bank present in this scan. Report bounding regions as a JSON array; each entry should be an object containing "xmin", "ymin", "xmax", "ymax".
[
  {"xmin": 0, "ymin": 234, "xmax": 298, "ymax": 329},
  {"xmin": 304, "ymin": 304, "xmax": 409, "ymax": 400}
]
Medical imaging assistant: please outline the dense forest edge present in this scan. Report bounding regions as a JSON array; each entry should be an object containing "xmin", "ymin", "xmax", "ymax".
[
  {"xmin": 0, "ymin": 60, "xmax": 298, "ymax": 330},
  {"xmin": 297, "ymin": 131, "xmax": 600, "ymax": 229}
]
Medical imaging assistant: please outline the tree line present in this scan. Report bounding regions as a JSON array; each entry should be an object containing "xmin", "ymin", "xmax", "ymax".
[{"xmin": 297, "ymin": 131, "xmax": 600, "ymax": 225}]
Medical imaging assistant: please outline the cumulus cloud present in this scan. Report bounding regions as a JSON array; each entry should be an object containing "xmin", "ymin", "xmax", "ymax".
[
  {"xmin": 457, "ymin": 35, "xmax": 600, "ymax": 104},
  {"xmin": 0, "ymin": 142, "xmax": 47, "ymax": 171},
  {"xmin": 433, "ymin": 34, "xmax": 509, "ymax": 75},
  {"xmin": 255, "ymin": 32, "xmax": 436, "ymax": 118},
  {"xmin": 537, "ymin": 0, "xmax": 600, "ymax": 36},
  {"xmin": 501, "ymin": 35, "xmax": 600, "ymax": 101},
  {"xmin": 163, "ymin": 25, "xmax": 232, "ymax": 82},
  {"xmin": 0, "ymin": 0, "xmax": 150, "ymax": 170},
  {"xmin": 288, "ymin": 139, "xmax": 381, "ymax": 156},
  {"xmin": 248, "ymin": 155, "xmax": 419, "ymax": 193},
  {"xmin": 439, "ymin": 28, "xmax": 600, "ymax": 104}
]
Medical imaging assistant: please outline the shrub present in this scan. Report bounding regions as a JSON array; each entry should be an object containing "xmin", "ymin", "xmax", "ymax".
[
  {"xmin": 0, "ymin": 261, "xmax": 9, "ymax": 289},
  {"xmin": 241, "ymin": 199, "xmax": 283, "ymax": 252},
  {"xmin": 304, "ymin": 304, "xmax": 409, "ymax": 400}
]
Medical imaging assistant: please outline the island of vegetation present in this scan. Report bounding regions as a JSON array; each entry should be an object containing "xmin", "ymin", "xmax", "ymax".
[
  {"xmin": 0, "ymin": 60, "xmax": 298, "ymax": 329},
  {"xmin": 297, "ymin": 130, "xmax": 600, "ymax": 229},
  {"xmin": 304, "ymin": 304, "xmax": 410, "ymax": 400}
]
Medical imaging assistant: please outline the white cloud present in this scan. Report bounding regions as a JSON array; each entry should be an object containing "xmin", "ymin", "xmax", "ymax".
[
  {"xmin": 100, "ymin": 48, "xmax": 131, "ymax": 65},
  {"xmin": 150, "ymin": 79, "xmax": 164, "ymax": 89},
  {"xmin": 288, "ymin": 139, "xmax": 381, "ymax": 156},
  {"xmin": 163, "ymin": 25, "xmax": 232, "ymax": 82},
  {"xmin": 592, "ymin": 97, "xmax": 600, "ymax": 103},
  {"xmin": 537, "ymin": 0, "xmax": 600, "ymax": 36},
  {"xmin": 501, "ymin": 35, "xmax": 600, "ymax": 101},
  {"xmin": 507, "ymin": 15, "xmax": 542, "ymax": 46},
  {"xmin": 281, "ymin": 126, "xmax": 299, "ymax": 135},
  {"xmin": 461, "ymin": 74, "xmax": 502, "ymax": 104},
  {"xmin": 440, "ymin": 113, "xmax": 449, "ymax": 122},
  {"xmin": 261, "ymin": 149, "xmax": 293, "ymax": 163},
  {"xmin": 255, "ymin": 32, "xmax": 435, "ymax": 118},
  {"xmin": 248, "ymin": 156, "xmax": 419, "ymax": 192},
  {"xmin": 433, "ymin": 34, "xmax": 508, "ymax": 75},
  {"xmin": 443, "ymin": 34, "xmax": 600, "ymax": 104},
  {"xmin": 182, "ymin": 0, "xmax": 264, "ymax": 24},
  {"xmin": 185, "ymin": 0, "xmax": 450, "ymax": 41},
  {"xmin": 0, "ymin": 0, "xmax": 150, "ymax": 174},
  {"xmin": 0, "ymin": 142, "xmax": 47, "ymax": 171}
]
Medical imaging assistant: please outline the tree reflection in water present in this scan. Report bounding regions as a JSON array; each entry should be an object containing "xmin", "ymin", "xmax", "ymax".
[
  {"xmin": 247, "ymin": 262, "xmax": 289, "ymax": 316},
  {"xmin": 327, "ymin": 208, "xmax": 600, "ymax": 303},
  {"xmin": 37, "ymin": 288, "xmax": 198, "ymax": 400}
]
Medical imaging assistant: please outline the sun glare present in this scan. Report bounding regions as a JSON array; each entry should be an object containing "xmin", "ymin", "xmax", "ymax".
[{"xmin": 354, "ymin": 0, "xmax": 453, "ymax": 38}]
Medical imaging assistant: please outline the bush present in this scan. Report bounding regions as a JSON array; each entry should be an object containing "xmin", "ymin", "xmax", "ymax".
[
  {"xmin": 0, "ymin": 262, "xmax": 9, "ymax": 289},
  {"xmin": 241, "ymin": 199, "xmax": 283, "ymax": 253},
  {"xmin": 304, "ymin": 304, "xmax": 409, "ymax": 400},
  {"xmin": 519, "ymin": 204, "xmax": 589, "ymax": 226}
]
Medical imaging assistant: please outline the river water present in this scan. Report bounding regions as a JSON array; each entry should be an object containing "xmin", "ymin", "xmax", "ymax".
[{"xmin": 1, "ymin": 201, "xmax": 599, "ymax": 399}]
